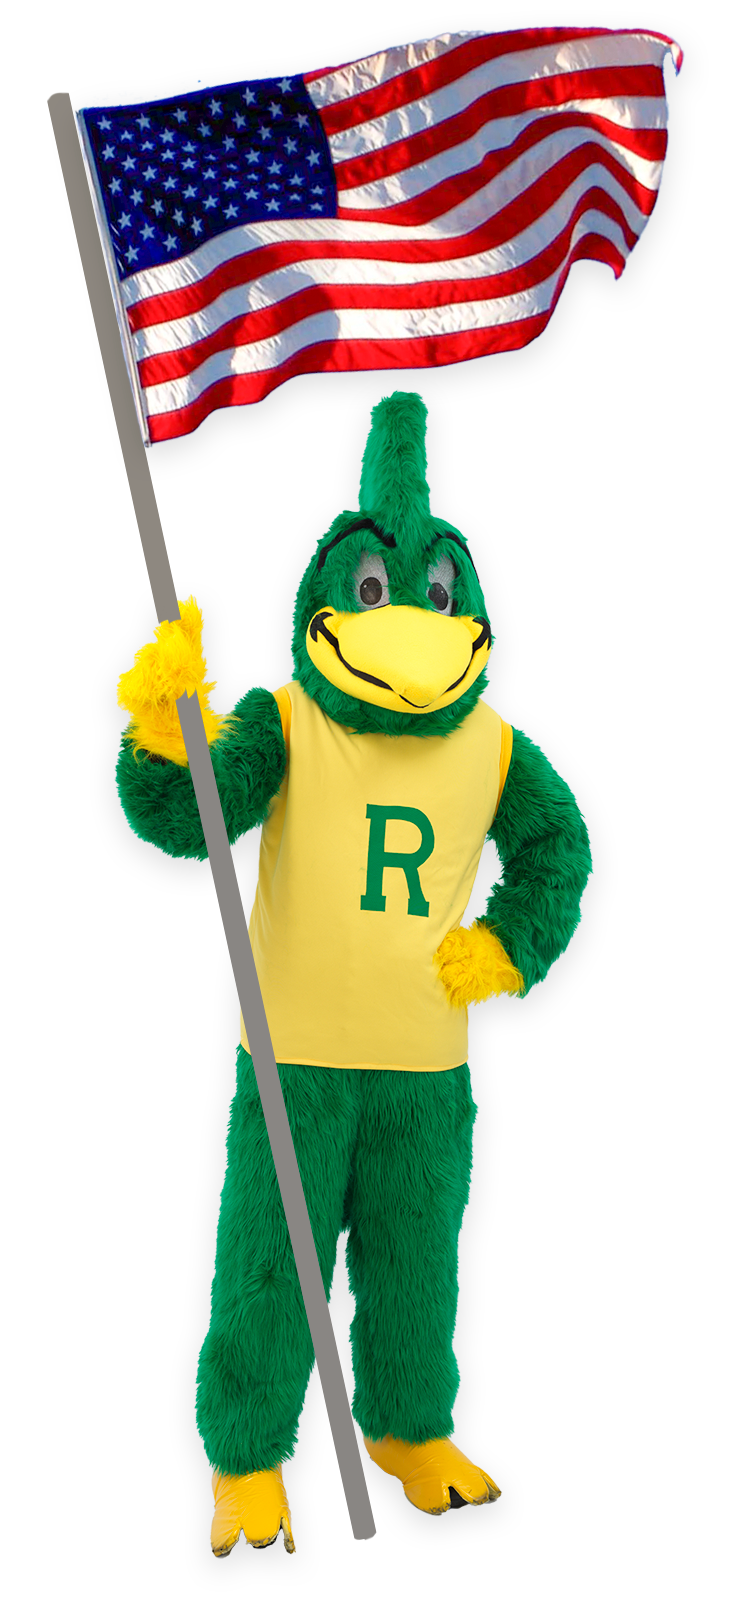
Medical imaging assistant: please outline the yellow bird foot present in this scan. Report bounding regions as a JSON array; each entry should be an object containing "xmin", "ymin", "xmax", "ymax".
[
  {"xmin": 364, "ymin": 1434, "xmax": 501, "ymax": 1516},
  {"xmin": 210, "ymin": 1466, "xmax": 295, "ymax": 1556}
]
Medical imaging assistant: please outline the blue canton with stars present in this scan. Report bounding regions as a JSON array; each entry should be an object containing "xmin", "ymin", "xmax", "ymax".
[{"xmin": 80, "ymin": 76, "xmax": 337, "ymax": 280}]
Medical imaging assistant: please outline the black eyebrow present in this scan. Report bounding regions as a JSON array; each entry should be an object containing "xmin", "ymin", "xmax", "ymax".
[
  {"xmin": 424, "ymin": 530, "xmax": 478, "ymax": 575},
  {"xmin": 317, "ymin": 517, "xmax": 397, "ymax": 572},
  {"xmin": 318, "ymin": 519, "xmax": 480, "ymax": 583}
]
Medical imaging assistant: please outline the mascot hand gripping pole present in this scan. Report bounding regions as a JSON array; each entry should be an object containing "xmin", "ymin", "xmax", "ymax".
[{"xmin": 117, "ymin": 393, "xmax": 591, "ymax": 1554}]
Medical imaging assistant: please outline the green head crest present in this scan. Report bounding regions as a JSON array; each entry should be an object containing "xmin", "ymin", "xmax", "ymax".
[{"xmin": 358, "ymin": 392, "xmax": 433, "ymax": 554}]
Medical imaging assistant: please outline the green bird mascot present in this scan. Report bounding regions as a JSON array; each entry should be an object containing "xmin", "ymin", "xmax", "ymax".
[{"xmin": 117, "ymin": 392, "xmax": 591, "ymax": 1554}]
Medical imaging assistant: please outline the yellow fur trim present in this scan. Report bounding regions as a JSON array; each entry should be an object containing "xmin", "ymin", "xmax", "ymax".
[
  {"xmin": 434, "ymin": 923, "xmax": 524, "ymax": 1007},
  {"xmin": 117, "ymin": 598, "xmax": 231, "ymax": 766}
]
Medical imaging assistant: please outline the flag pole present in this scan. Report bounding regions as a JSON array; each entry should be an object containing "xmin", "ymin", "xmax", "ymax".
[{"xmin": 47, "ymin": 91, "xmax": 375, "ymax": 1543}]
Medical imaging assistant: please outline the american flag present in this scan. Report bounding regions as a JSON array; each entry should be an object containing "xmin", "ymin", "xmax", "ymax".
[{"xmin": 80, "ymin": 27, "xmax": 681, "ymax": 444}]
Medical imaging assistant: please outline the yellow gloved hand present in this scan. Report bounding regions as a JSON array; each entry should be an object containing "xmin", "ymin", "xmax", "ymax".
[
  {"xmin": 117, "ymin": 597, "xmax": 230, "ymax": 765},
  {"xmin": 435, "ymin": 922, "xmax": 524, "ymax": 1007},
  {"xmin": 211, "ymin": 1467, "xmax": 295, "ymax": 1556}
]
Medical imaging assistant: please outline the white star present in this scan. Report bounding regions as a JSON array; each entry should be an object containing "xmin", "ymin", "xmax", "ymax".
[
  {"xmin": 173, "ymin": 208, "xmax": 184, "ymax": 224},
  {"xmin": 163, "ymin": 233, "xmax": 178, "ymax": 252},
  {"xmin": 296, "ymin": 112, "xmax": 309, "ymax": 128},
  {"xmin": 244, "ymin": 88, "xmax": 256, "ymax": 105},
  {"xmin": 162, "ymin": 150, "xmax": 175, "ymax": 162},
  {"xmin": 234, "ymin": 113, "xmax": 247, "ymax": 129},
  {"xmin": 125, "ymin": 244, "xmax": 139, "ymax": 263},
  {"xmin": 109, "ymin": 177, "xmax": 122, "ymax": 194},
  {"xmin": 289, "ymin": 174, "xmax": 304, "ymax": 187},
  {"xmin": 141, "ymin": 222, "xmax": 155, "ymax": 240},
  {"xmin": 245, "ymin": 151, "xmax": 259, "ymax": 165},
  {"xmin": 121, "ymin": 129, "xmax": 133, "ymax": 142},
  {"xmin": 174, "ymin": 108, "xmax": 188, "ymax": 123},
  {"xmin": 183, "ymin": 184, "xmax": 197, "ymax": 199},
  {"xmin": 102, "ymin": 144, "xmax": 115, "ymax": 160},
  {"xmin": 310, "ymin": 202, "xmax": 323, "ymax": 212},
  {"xmin": 223, "ymin": 177, "xmax": 237, "ymax": 190},
  {"xmin": 284, "ymin": 136, "xmax": 297, "ymax": 155},
  {"xmin": 259, "ymin": 124, "xmax": 272, "ymax": 141},
  {"xmin": 98, "ymin": 116, "xmax": 111, "ymax": 130},
  {"xmin": 277, "ymin": 77, "xmax": 292, "ymax": 93},
  {"xmin": 267, "ymin": 160, "xmax": 282, "ymax": 175},
  {"xmin": 306, "ymin": 150, "xmax": 320, "ymax": 167},
  {"xmin": 119, "ymin": 211, "xmax": 131, "ymax": 228},
  {"xmin": 269, "ymin": 101, "xmax": 282, "ymax": 118},
  {"xmin": 203, "ymin": 194, "xmax": 217, "ymax": 210},
  {"xmin": 161, "ymin": 129, "xmax": 175, "ymax": 144},
  {"xmin": 183, "ymin": 141, "xmax": 196, "ymax": 153},
  {"xmin": 311, "ymin": 185, "xmax": 324, "ymax": 195},
  {"xmin": 198, "ymin": 122, "xmax": 211, "ymax": 137},
  {"xmin": 265, "ymin": 198, "xmax": 280, "ymax": 211},
  {"xmin": 122, "ymin": 156, "xmax": 136, "ymax": 171},
  {"xmin": 181, "ymin": 158, "xmax": 196, "ymax": 170},
  {"xmin": 142, "ymin": 165, "xmax": 157, "ymax": 180},
  {"xmin": 203, "ymin": 167, "xmax": 216, "ymax": 181},
  {"xmin": 209, "ymin": 99, "xmax": 222, "ymax": 115},
  {"xmin": 131, "ymin": 188, "xmax": 143, "ymax": 204},
  {"xmin": 152, "ymin": 199, "xmax": 164, "ymax": 215},
  {"xmin": 244, "ymin": 187, "xmax": 258, "ymax": 200},
  {"xmin": 191, "ymin": 217, "xmax": 203, "ymax": 234},
  {"xmin": 224, "ymin": 202, "xmax": 238, "ymax": 219},
  {"xmin": 141, "ymin": 140, "xmax": 154, "ymax": 151},
  {"xmin": 163, "ymin": 176, "xmax": 177, "ymax": 191},
  {"xmin": 136, "ymin": 113, "xmax": 150, "ymax": 130},
  {"xmin": 223, "ymin": 136, "xmax": 235, "ymax": 151}
]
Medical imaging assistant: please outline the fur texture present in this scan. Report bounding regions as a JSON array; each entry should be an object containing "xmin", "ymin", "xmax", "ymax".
[
  {"xmin": 117, "ymin": 598, "xmax": 230, "ymax": 763},
  {"xmin": 482, "ymin": 728, "xmax": 592, "ymax": 992},
  {"xmin": 116, "ymin": 687, "xmax": 286, "ymax": 859},
  {"xmin": 435, "ymin": 923, "xmax": 524, "ymax": 1005},
  {"xmin": 196, "ymin": 1049, "xmax": 476, "ymax": 1475}
]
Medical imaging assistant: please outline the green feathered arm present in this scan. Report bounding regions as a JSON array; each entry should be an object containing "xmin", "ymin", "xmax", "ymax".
[
  {"xmin": 479, "ymin": 727, "xmax": 592, "ymax": 993},
  {"xmin": 116, "ymin": 687, "xmax": 286, "ymax": 861}
]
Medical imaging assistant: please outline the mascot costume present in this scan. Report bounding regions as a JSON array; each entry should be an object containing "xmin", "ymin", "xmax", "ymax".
[{"xmin": 116, "ymin": 392, "xmax": 591, "ymax": 1554}]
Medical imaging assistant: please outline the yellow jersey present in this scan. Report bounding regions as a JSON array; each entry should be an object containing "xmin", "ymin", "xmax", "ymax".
[{"xmin": 241, "ymin": 681, "xmax": 512, "ymax": 1072}]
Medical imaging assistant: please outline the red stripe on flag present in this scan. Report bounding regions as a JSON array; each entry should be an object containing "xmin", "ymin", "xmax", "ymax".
[
  {"xmin": 337, "ymin": 140, "xmax": 657, "ymax": 227},
  {"xmin": 126, "ymin": 141, "xmax": 637, "ymax": 351},
  {"xmin": 146, "ymin": 233, "xmax": 622, "ymax": 441},
  {"xmin": 333, "ymin": 67, "xmax": 666, "ymax": 191},
  {"xmin": 314, "ymin": 28, "xmax": 616, "ymax": 129},
  {"xmin": 136, "ymin": 195, "xmax": 632, "ymax": 388}
]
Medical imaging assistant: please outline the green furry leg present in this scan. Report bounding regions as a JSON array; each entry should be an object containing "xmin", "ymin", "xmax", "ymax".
[
  {"xmin": 197, "ymin": 1050, "xmax": 476, "ymax": 1473},
  {"xmin": 346, "ymin": 1066, "xmax": 476, "ymax": 1443}
]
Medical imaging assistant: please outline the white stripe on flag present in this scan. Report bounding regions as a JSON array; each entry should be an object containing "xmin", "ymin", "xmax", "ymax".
[
  {"xmin": 131, "ymin": 199, "xmax": 633, "ymax": 361},
  {"xmin": 96, "ymin": 27, "xmax": 679, "ymax": 436}
]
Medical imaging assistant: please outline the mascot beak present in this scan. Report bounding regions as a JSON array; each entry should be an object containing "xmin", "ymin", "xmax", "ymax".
[{"xmin": 307, "ymin": 605, "xmax": 491, "ymax": 713}]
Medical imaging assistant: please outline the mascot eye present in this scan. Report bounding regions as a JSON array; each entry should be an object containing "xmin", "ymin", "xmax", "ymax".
[
  {"xmin": 354, "ymin": 551, "xmax": 390, "ymax": 610},
  {"xmin": 426, "ymin": 553, "xmax": 456, "ymax": 614}
]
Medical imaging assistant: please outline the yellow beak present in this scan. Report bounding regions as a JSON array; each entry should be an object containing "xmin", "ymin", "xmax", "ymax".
[{"xmin": 306, "ymin": 605, "xmax": 491, "ymax": 715}]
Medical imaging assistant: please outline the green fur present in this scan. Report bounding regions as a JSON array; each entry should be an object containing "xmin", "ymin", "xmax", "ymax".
[
  {"xmin": 196, "ymin": 1047, "xmax": 475, "ymax": 1474},
  {"xmin": 359, "ymin": 391, "xmax": 433, "ymax": 550},
  {"xmin": 483, "ymin": 728, "xmax": 592, "ymax": 992},
  {"xmin": 115, "ymin": 688, "xmax": 285, "ymax": 859}
]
